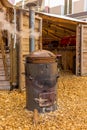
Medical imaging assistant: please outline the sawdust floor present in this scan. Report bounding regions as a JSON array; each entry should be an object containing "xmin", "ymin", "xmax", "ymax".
[{"xmin": 0, "ymin": 71, "xmax": 87, "ymax": 130}]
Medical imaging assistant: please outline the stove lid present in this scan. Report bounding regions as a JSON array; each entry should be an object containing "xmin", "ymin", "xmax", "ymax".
[{"xmin": 26, "ymin": 50, "xmax": 56, "ymax": 63}]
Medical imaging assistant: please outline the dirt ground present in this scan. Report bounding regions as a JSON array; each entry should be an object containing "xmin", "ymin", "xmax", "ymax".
[{"xmin": 0, "ymin": 71, "xmax": 87, "ymax": 130}]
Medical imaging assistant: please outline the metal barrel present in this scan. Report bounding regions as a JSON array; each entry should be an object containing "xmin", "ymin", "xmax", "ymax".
[{"xmin": 25, "ymin": 50, "xmax": 59, "ymax": 113}]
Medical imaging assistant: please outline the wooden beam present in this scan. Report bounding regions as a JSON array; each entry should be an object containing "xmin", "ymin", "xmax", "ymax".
[
  {"xmin": 43, "ymin": 27, "xmax": 68, "ymax": 38},
  {"xmin": 42, "ymin": 24, "xmax": 75, "ymax": 37},
  {"xmin": 43, "ymin": 30, "xmax": 60, "ymax": 40},
  {"xmin": 43, "ymin": 19, "xmax": 76, "ymax": 32},
  {"xmin": 44, "ymin": 28, "xmax": 62, "ymax": 39},
  {"xmin": 51, "ymin": 24, "xmax": 75, "ymax": 34}
]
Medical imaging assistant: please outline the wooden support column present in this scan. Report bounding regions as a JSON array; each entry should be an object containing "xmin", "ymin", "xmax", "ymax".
[
  {"xmin": 36, "ymin": 16, "xmax": 42, "ymax": 50},
  {"xmin": 19, "ymin": 10, "xmax": 24, "ymax": 91},
  {"xmin": 39, "ymin": 18, "xmax": 42, "ymax": 50},
  {"xmin": 76, "ymin": 24, "xmax": 81, "ymax": 76},
  {"xmin": 10, "ymin": 35, "xmax": 17, "ymax": 88},
  {"xmin": 8, "ymin": 9, "xmax": 18, "ymax": 89},
  {"xmin": 10, "ymin": 36, "xmax": 13, "ymax": 86}
]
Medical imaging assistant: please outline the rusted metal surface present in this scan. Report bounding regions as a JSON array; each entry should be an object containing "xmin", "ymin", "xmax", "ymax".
[
  {"xmin": 26, "ymin": 50, "xmax": 56, "ymax": 63},
  {"xmin": 25, "ymin": 50, "xmax": 58, "ymax": 113}
]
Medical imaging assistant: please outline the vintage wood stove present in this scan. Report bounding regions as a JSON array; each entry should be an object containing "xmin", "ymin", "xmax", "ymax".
[
  {"xmin": 25, "ymin": 50, "xmax": 58, "ymax": 112},
  {"xmin": 25, "ymin": 3, "xmax": 59, "ymax": 113}
]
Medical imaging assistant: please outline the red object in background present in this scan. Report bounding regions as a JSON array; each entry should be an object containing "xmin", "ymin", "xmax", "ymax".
[
  {"xmin": 45, "ymin": 6, "xmax": 50, "ymax": 13},
  {"xmin": 61, "ymin": 36, "xmax": 76, "ymax": 46}
]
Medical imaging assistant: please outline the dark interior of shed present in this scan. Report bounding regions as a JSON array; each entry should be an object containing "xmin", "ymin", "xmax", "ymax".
[{"xmin": 40, "ymin": 14, "xmax": 77, "ymax": 74}]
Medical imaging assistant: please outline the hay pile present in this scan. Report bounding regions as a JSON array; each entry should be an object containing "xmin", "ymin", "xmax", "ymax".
[{"xmin": 0, "ymin": 72, "xmax": 87, "ymax": 130}]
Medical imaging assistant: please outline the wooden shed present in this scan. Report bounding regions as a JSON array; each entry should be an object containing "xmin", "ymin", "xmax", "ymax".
[
  {"xmin": 37, "ymin": 12, "xmax": 87, "ymax": 76},
  {"xmin": 0, "ymin": 0, "xmax": 43, "ymax": 90},
  {"xmin": 0, "ymin": 0, "xmax": 43, "ymax": 91},
  {"xmin": 1, "ymin": 1, "xmax": 87, "ymax": 91}
]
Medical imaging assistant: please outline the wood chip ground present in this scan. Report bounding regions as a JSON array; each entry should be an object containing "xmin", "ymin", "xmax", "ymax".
[{"xmin": 0, "ymin": 71, "xmax": 87, "ymax": 130}]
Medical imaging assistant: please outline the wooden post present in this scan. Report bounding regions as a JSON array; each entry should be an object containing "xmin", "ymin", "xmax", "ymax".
[
  {"xmin": 19, "ymin": 10, "xmax": 24, "ymax": 91},
  {"xmin": 76, "ymin": 24, "xmax": 81, "ymax": 76},
  {"xmin": 12, "ymin": 45, "xmax": 17, "ymax": 86},
  {"xmin": 10, "ymin": 36, "xmax": 17, "ymax": 88},
  {"xmin": 39, "ymin": 18, "xmax": 42, "ymax": 50},
  {"xmin": 10, "ymin": 36, "xmax": 13, "ymax": 86},
  {"xmin": 35, "ymin": 16, "xmax": 42, "ymax": 50}
]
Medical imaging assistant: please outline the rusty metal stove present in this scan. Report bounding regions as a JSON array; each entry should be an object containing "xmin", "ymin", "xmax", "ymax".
[
  {"xmin": 25, "ymin": 3, "xmax": 59, "ymax": 113},
  {"xmin": 25, "ymin": 50, "xmax": 59, "ymax": 113}
]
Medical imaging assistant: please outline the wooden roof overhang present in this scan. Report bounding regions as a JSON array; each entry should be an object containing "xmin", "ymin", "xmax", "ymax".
[
  {"xmin": 36, "ymin": 12, "xmax": 87, "ymax": 42},
  {"xmin": 1, "ymin": 0, "xmax": 13, "ymax": 8}
]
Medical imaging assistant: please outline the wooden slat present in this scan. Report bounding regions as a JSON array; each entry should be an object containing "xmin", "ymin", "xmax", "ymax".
[
  {"xmin": 18, "ymin": 11, "xmax": 25, "ymax": 90},
  {"xmin": 76, "ymin": 24, "xmax": 81, "ymax": 75},
  {"xmin": 81, "ymin": 25, "xmax": 87, "ymax": 75}
]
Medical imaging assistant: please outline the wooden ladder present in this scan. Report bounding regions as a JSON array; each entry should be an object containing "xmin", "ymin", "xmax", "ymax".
[{"xmin": 0, "ymin": 32, "xmax": 9, "ymax": 80}]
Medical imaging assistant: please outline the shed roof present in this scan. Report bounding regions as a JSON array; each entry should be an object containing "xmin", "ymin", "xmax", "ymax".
[
  {"xmin": 37, "ymin": 12, "xmax": 87, "ymax": 24},
  {"xmin": 37, "ymin": 12, "xmax": 87, "ymax": 41}
]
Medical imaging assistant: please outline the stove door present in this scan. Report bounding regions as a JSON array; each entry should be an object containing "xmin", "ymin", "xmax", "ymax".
[{"xmin": 39, "ymin": 91, "xmax": 56, "ymax": 107}]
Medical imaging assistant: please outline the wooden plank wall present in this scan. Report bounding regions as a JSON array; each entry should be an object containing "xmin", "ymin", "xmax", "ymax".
[
  {"xmin": 18, "ymin": 11, "xmax": 42, "ymax": 90},
  {"xmin": 81, "ymin": 25, "xmax": 87, "ymax": 75},
  {"xmin": 53, "ymin": 46, "xmax": 76, "ymax": 71}
]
